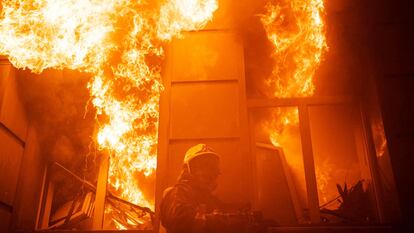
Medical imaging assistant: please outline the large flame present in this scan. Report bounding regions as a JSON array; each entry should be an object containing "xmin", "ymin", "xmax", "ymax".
[
  {"xmin": 0, "ymin": 0, "xmax": 217, "ymax": 227},
  {"xmin": 261, "ymin": 0, "xmax": 327, "ymax": 99},
  {"xmin": 260, "ymin": 0, "xmax": 327, "ymax": 206},
  {"xmin": 157, "ymin": 0, "xmax": 218, "ymax": 40},
  {"xmin": 260, "ymin": 0, "xmax": 326, "ymax": 153}
]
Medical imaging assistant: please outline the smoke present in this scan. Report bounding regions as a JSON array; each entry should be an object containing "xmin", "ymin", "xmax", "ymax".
[
  {"xmin": 16, "ymin": 68, "xmax": 99, "ymax": 180},
  {"xmin": 226, "ymin": 0, "xmax": 275, "ymax": 98},
  {"xmin": 1, "ymin": 0, "xmax": 221, "ymax": 216}
]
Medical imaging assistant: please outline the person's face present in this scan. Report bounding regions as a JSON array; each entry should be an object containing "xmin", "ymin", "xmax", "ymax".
[{"xmin": 190, "ymin": 155, "xmax": 220, "ymax": 192}]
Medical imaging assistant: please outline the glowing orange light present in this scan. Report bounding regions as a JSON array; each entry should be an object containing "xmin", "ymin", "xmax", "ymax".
[
  {"xmin": 260, "ymin": 0, "xmax": 328, "ymax": 204},
  {"xmin": 1, "ymin": 0, "xmax": 217, "ymax": 228},
  {"xmin": 260, "ymin": 0, "xmax": 327, "ymax": 147}
]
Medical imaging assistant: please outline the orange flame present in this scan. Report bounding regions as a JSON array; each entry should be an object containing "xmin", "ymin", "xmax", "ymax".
[
  {"xmin": 261, "ymin": 0, "xmax": 327, "ymax": 99},
  {"xmin": 260, "ymin": 0, "xmax": 327, "ymax": 146},
  {"xmin": 157, "ymin": 0, "xmax": 218, "ymax": 40},
  {"xmin": 260, "ymin": 0, "xmax": 327, "ymax": 206},
  {"xmin": 0, "ymin": 0, "xmax": 217, "ymax": 227}
]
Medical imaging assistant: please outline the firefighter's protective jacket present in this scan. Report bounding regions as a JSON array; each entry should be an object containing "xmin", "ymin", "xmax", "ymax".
[{"xmin": 160, "ymin": 175, "xmax": 223, "ymax": 233}]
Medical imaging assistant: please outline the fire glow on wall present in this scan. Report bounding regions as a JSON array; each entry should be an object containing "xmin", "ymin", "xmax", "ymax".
[{"xmin": 0, "ymin": 0, "xmax": 327, "ymax": 229}]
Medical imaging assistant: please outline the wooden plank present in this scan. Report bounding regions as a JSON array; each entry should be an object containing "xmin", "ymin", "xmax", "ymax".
[
  {"xmin": 298, "ymin": 105, "xmax": 320, "ymax": 223},
  {"xmin": 92, "ymin": 154, "xmax": 109, "ymax": 230}
]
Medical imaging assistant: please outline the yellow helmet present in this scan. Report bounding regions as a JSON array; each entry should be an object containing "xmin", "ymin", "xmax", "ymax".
[{"xmin": 184, "ymin": 144, "xmax": 220, "ymax": 173}]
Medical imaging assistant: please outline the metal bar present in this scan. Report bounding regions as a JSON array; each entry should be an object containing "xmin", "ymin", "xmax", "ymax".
[
  {"xmin": 40, "ymin": 181, "xmax": 54, "ymax": 229},
  {"xmin": 298, "ymin": 105, "xmax": 320, "ymax": 223},
  {"xmin": 92, "ymin": 154, "xmax": 109, "ymax": 230},
  {"xmin": 247, "ymin": 96, "xmax": 354, "ymax": 108}
]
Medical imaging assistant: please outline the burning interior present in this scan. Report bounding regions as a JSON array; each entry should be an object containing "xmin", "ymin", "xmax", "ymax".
[{"xmin": 0, "ymin": 0, "xmax": 403, "ymax": 232}]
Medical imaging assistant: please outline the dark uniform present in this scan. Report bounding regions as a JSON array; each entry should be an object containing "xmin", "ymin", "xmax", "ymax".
[
  {"xmin": 160, "ymin": 173, "xmax": 223, "ymax": 233},
  {"xmin": 160, "ymin": 144, "xmax": 255, "ymax": 233}
]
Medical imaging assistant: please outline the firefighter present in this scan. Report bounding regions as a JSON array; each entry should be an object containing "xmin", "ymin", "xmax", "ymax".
[{"xmin": 159, "ymin": 143, "xmax": 223, "ymax": 233}]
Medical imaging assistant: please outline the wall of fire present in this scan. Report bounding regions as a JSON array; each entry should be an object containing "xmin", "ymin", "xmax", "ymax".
[{"xmin": 0, "ymin": 0, "xmax": 410, "ymax": 231}]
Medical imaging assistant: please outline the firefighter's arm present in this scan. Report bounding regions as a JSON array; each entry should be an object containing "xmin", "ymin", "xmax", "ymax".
[{"xmin": 160, "ymin": 188, "xmax": 205, "ymax": 233}]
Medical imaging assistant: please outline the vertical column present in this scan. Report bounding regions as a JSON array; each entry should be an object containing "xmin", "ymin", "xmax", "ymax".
[
  {"xmin": 35, "ymin": 165, "xmax": 48, "ymax": 230},
  {"xmin": 92, "ymin": 154, "xmax": 109, "ymax": 230},
  {"xmin": 358, "ymin": 104, "xmax": 385, "ymax": 222},
  {"xmin": 39, "ymin": 179, "xmax": 54, "ymax": 229},
  {"xmin": 298, "ymin": 105, "xmax": 320, "ymax": 223},
  {"xmin": 154, "ymin": 43, "xmax": 173, "ymax": 233}
]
